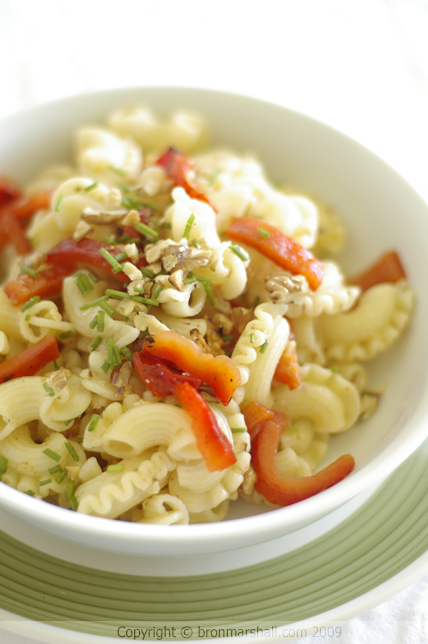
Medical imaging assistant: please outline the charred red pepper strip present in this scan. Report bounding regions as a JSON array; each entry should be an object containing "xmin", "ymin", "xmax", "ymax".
[
  {"xmin": 133, "ymin": 352, "xmax": 202, "ymax": 397},
  {"xmin": 174, "ymin": 381, "xmax": 236, "ymax": 472},
  {"xmin": 0, "ymin": 335, "xmax": 60, "ymax": 384},
  {"xmin": 240, "ymin": 401, "xmax": 275, "ymax": 441},
  {"xmin": 141, "ymin": 331, "xmax": 241, "ymax": 405},
  {"xmin": 9, "ymin": 191, "xmax": 52, "ymax": 220},
  {"xmin": 4, "ymin": 266, "xmax": 73, "ymax": 306},
  {"xmin": 0, "ymin": 177, "xmax": 21, "ymax": 206},
  {"xmin": 46, "ymin": 237, "xmax": 130, "ymax": 283},
  {"xmin": 226, "ymin": 218, "xmax": 324, "ymax": 291},
  {"xmin": 1, "ymin": 213, "xmax": 32, "ymax": 255},
  {"xmin": 243, "ymin": 406, "xmax": 355, "ymax": 506},
  {"xmin": 157, "ymin": 147, "xmax": 213, "ymax": 207},
  {"xmin": 350, "ymin": 251, "xmax": 407, "ymax": 293},
  {"xmin": 274, "ymin": 344, "xmax": 301, "ymax": 390}
]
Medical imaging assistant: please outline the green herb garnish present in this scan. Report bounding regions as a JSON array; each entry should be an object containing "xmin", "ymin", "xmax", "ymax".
[
  {"xmin": 55, "ymin": 195, "xmax": 64, "ymax": 212},
  {"xmin": 59, "ymin": 331, "xmax": 74, "ymax": 340},
  {"xmin": 43, "ymin": 448, "xmax": 61, "ymax": 462},
  {"xmin": 0, "ymin": 455, "xmax": 8, "ymax": 479},
  {"xmin": 65, "ymin": 442, "xmax": 79, "ymax": 462},
  {"xmin": 231, "ymin": 428, "xmax": 246, "ymax": 433},
  {"xmin": 55, "ymin": 469, "xmax": 68, "ymax": 484},
  {"xmin": 106, "ymin": 463, "xmax": 124, "ymax": 473},
  {"xmin": 120, "ymin": 347, "xmax": 133, "ymax": 361},
  {"xmin": 259, "ymin": 341, "xmax": 269, "ymax": 354},
  {"xmin": 91, "ymin": 336, "xmax": 102, "ymax": 351},
  {"xmin": 48, "ymin": 464, "xmax": 62, "ymax": 475},
  {"xmin": 108, "ymin": 164, "xmax": 126, "ymax": 176},
  {"xmin": 39, "ymin": 478, "xmax": 52, "ymax": 487},
  {"xmin": 183, "ymin": 213, "xmax": 195, "ymax": 239},
  {"xmin": 21, "ymin": 296, "xmax": 40, "ymax": 312},
  {"xmin": 75, "ymin": 273, "xmax": 94, "ymax": 297},
  {"xmin": 134, "ymin": 222, "xmax": 159, "ymax": 241},
  {"xmin": 258, "ymin": 228, "xmax": 270, "ymax": 239},
  {"xmin": 66, "ymin": 479, "xmax": 74, "ymax": 499},
  {"xmin": 229, "ymin": 245, "xmax": 249, "ymax": 262},
  {"xmin": 99, "ymin": 248, "xmax": 123, "ymax": 274},
  {"xmin": 43, "ymin": 382, "xmax": 55, "ymax": 397},
  {"xmin": 20, "ymin": 265, "xmax": 39, "ymax": 278},
  {"xmin": 87, "ymin": 414, "xmax": 100, "ymax": 433},
  {"xmin": 83, "ymin": 182, "xmax": 98, "ymax": 192}
]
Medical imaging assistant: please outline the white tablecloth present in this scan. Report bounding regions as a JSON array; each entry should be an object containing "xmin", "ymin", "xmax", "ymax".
[{"xmin": 0, "ymin": 0, "xmax": 427, "ymax": 641}]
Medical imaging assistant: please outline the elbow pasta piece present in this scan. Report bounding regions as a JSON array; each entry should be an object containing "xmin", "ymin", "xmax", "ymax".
[
  {"xmin": 273, "ymin": 364, "xmax": 361, "ymax": 434},
  {"xmin": 158, "ymin": 281, "xmax": 206, "ymax": 318},
  {"xmin": 292, "ymin": 315, "xmax": 326, "ymax": 365},
  {"xmin": 0, "ymin": 289, "xmax": 26, "ymax": 341},
  {"xmin": 19, "ymin": 300, "xmax": 74, "ymax": 343},
  {"xmin": 166, "ymin": 187, "xmax": 221, "ymax": 248},
  {"xmin": 318, "ymin": 282, "xmax": 414, "ymax": 362},
  {"xmin": 132, "ymin": 494, "xmax": 190, "ymax": 525}
]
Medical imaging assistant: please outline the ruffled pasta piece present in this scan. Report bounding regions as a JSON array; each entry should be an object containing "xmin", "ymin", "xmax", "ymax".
[
  {"xmin": 26, "ymin": 164, "xmax": 75, "ymax": 197},
  {"xmin": 0, "ymin": 425, "xmax": 85, "ymax": 497},
  {"xmin": 75, "ymin": 450, "xmax": 176, "ymax": 518},
  {"xmin": 80, "ymin": 352, "xmax": 128, "ymax": 402},
  {"xmin": 292, "ymin": 315, "xmax": 325, "ymax": 365},
  {"xmin": 157, "ymin": 280, "xmax": 206, "ymax": 318},
  {"xmin": 165, "ymin": 187, "xmax": 221, "ymax": 248},
  {"xmin": 273, "ymin": 364, "xmax": 361, "ymax": 434},
  {"xmin": 132, "ymin": 494, "xmax": 190, "ymax": 525},
  {"xmin": 63, "ymin": 275, "xmax": 139, "ymax": 348},
  {"xmin": 109, "ymin": 107, "xmax": 208, "ymax": 153},
  {"xmin": 231, "ymin": 301, "xmax": 288, "ymax": 406},
  {"xmin": 313, "ymin": 203, "xmax": 346, "ymax": 255},
  {"xmin": 19, "ymin": 300, "xmax": 74, "ymax": 343},
  {"xmin": 76, "ymin": 127, "xmax": 142, "ymax": 181},
  {"xmin": 319, "ymin": 282, "xmax": 414, "ymax": 362},
  {"xmin": 189, "ymin": 500, "xmax": 230, "ymax": 523},
  {"xmin": 282, "ymin": 262, "xmax": 360, "ymax": 319},
  {"xmin": 0, "ymin": 289, "xmax": 26, "ymax": 341},
  {"xmin": 155, "ymin": 311, "xmax": 207, "ymax": 338},
  {"xmin": 195, "ymin": 243, "xmax": 248, "ymax": 301}
]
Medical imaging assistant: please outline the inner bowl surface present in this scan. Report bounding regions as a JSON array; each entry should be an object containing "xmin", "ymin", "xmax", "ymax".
[{"xmin": 0, "ymin": 87, "xmax": 427, "ymax": 556}]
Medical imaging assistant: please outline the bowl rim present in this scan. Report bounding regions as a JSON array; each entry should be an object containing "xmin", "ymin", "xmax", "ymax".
[{"xmin": 0, "ymin": 85, "xmax": 428, "ymax": 553}]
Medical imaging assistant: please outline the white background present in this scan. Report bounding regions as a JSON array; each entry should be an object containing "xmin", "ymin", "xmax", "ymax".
[{"xmin": 0, "ymin": 0, "xmax": 428, "ymax": 642}]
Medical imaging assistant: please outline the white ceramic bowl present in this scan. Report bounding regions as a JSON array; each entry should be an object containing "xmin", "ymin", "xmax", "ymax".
[{"xmin": 0, "ymin": 87, "xmax": 427, "ymax": 556}]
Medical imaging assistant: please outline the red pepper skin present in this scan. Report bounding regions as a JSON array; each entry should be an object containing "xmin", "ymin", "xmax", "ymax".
[
  {"xmin": 243, "ymin": 406, "xmax": 355, "ymax": 506},
  {"xmin": 274, "ymin": 344, "xmax": 301, "ymax": 390},
  {"xmin": 350, "ymin": 251, "xmax": 407, "ymax": 292},
  {"xmin": 226, "ymin": 218, "xmax": 324, "ymax": 291},
  {"xmin": 4, "ymin": 266, "xmax": 73, "ymax": 306},
  {"xmin": 174, "ymin": 381, "xmax": 237, "ymax": 472},
  {"xmin": 46, "ymin": 237, "xmax": 130, "ymax": 283},
  {"xmin": 241, "ymin": 401, "xmax": 275, "ymax": 441},
  {"xmin": 1, "ymin": 213, "xmax": 32, "ymax": 255},
  {"xmin": 8, "ymin": 191, "xmax": 52, "ymax": 220},
  {"xmin": 0, "ymin": 335, "xmax": 60, "ymax": 384},
  {"xmin": 133, "ymin": 352, "xmax": 202, "ymax": 397},
  {"xmin": 141, "ymin": 331, "xmax": 241, "ymax": 406},
  {"xmin": 0, "ymin": 177, "xmax": 21, "ymax": 206},
  {"xmin": 157, "ymin": 147, "xmax": 213, "ymax": 207}
]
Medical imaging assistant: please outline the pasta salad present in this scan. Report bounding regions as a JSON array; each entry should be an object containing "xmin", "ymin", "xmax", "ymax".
[{"xmin": 0, "ymin": 107, "xmax": 414, "ymax": 524}]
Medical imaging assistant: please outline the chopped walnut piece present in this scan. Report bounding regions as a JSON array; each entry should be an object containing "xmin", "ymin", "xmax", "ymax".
[
  {"xmin": 81, "ymin": 207, "xmax": 128, "ymax": 225},
  {"xmin": 48, "ymin": 368, "xmax": 69, "ymax": 392},
  {"xmin": 145, "ymin": 239, "xmax": 177, "ymax": 264},
  {"xmin": 204, "ymin": 318, "xmax": 225, "ymax": 356},
  {"xmin": 190, "ymin": 328, "xmax": 211, "ymax": 353},
  {"xmin": 239, "ymin": 465, "xmax": 257, "ymax": 497},
  {"xmin": 231, "ymin": 307, "xmax": 255, "ymax": 334},
  {"xmin": 168, "ymin": 269, "xmax": 184, "ymax": 291},
  {"xmin": 111, "ymin": 360, "xmax": 133, "ymax": 387},
  {"xmin": 145, "ymin": 239, "xmax": 211, "ymax": 273},
  {"xmin": 66, "ymin": 465, "xmax": 81, "ymax": 481},
  {"xmin": 121, "ymin": 209, "xmax": 140, "ymax": 226},
  {"xmin": 265, "ymin": 271, "xmax": 309, "ymax": 304},
  {"xmin": 73, "ymin": 220, "xmax": 92, "ymax": 241}
]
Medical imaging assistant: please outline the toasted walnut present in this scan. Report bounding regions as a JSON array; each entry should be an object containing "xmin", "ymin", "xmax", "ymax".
[
  {"xmin": 265, "ymin": 271, "xmax": 309, "ymax": 304},
  {"xmin": 204, "ymin": 318, "xmax": 225, "ymax": 356},
  {"xmin": 121, "ymin": 209, "xmax": 140, "ymax": 226},
  {"xmin": 48, "ymin": 368, "xmax": 70, "ymax": 393},
  {"xmin": 231, "ymin": 307, "xmax": 255, "ymax": 334},
  {"xmin": 168, "ymin": 269, "xmax": 185, "ymax": 291},
  {"xmin": 190, "ymin": 328, "xmax": 211, "ymax": 354},
  {"xmin": 239, "ymin": 465, "xmax": 257, "ymax": 497},
  {"xmin": 73, "ymin": 220, "xmax": 92, "ymax": 241},
  {"xmin": 145, "ymin": 239, "xmax": 211, "ymax": 273},
  {"xmin": 111, "ymin": 361, "xmax": 133, "ymax": 387},
  {"xmin": 145, "ymin": 239, "xmax": 177, "ymax": 264},
  {"xmin": 81, "ymin": 207, "xmax": 128, "ymax": 225},
  {"xmin": 212, "ymin": 312, "xmax": 234, "ymax": 335}
]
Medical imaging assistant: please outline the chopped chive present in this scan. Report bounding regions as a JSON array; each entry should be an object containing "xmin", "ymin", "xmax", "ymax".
[
  {"xmin": 208, "ymin": 168, "xmax": 221, "ymax": 185},
  {"xmin": 97, "ymin": 310, "xmax": 105, "ymax": 332},
  {"xmin": 231, "ymin": 428, "xmax": 247, "ymax": 433},
  {"xmin": 134, "ymin": 222, "xmax": 159, "ymax": 240},
  {"xmin": 159, "ymin": 222, "xmax": 172, "ymax": 229},
  {"xmin": 259, "ymin": 341, "xmax": 269, "ymax": 354},
  {"xmin": 140, "ymin": 266, "xmax": 155, "ymax": 279},
  {"xmin": 101, "ymin": 360, "xmax": 110, "ymax": 373},
  {"xmin": 183, "ymin": 213, "xmax": 195, "ymax": 239},
  {"xmin": 107, "ymin": 337, "xmax": 121, "ymax": 368},
  {"xmin": 122, "ymin": 195, "xmax": 143, "ymax": 210},
  {"xmin": 89, "ymin": 314, "xmax": 98, "ymax": 329},
  {"xmin": 21, "ymin": 296, "xmax": 40, "ymax": 312},
  {"xmin": 108, "ymin": 164, "xmax": 126, "ymax": 176},
  {"xmin": 290, "ymin": 421, "xmax": 299, "ymax": 435},
  {"xmin": 83, "ymin": 182, "xmax": 98, "ymax": 192},
  {"xmin": 99, "ymin": 300, "xmax": 116, "ymax": 316},
  {"xmin": 330, "ymin": 366, "xmax": 340, "ymax": 373},
  {"xmin": 193, "ymin": 275, "xmax": 212, "ymax": 284},
  {"xmin": 221, "ymin": 334, "xmax": 234, "ymax": 343},
  {"xmin": 25, "ymin": 314, "xmax": 31, "ymax": 321},
  {"xmin": 128, "ymin": 238, "xmax": 141, "ymax": 244},
  {"xmin": 53, "ymin": 360, "xmax": 60, "ymax": 370},
  {"xmin": 55, "ymin": 469, "xmax": 68, "ymax": 484},
  {"xmin": 120, "ymin": 347, "xmax": 133, "ymax": 361},
  {"xmin": 132, "ymin": 288, "xmax": 160, "ymax": 306},
  {"xmin": 25, "ymin": 490, "xmax": 35, "ymax": 496},
  {"xmin": 91, "ymin": 336, "xmax": 102, "ymax": 351},
  {"xmin": 106, "ymin": 463, "xmax": 124, "ymax": 472},
  {"xmin": 0, "ymin": 455, "xmax": 8, "ymax": 479},
  {"xmin": 39, "ymin": 478, "xmax": 52, "ymax": 487},
  {"xmin": 43, "ymin": 382, "xmax": 55, "ymax": 397},
  {"xmin": 258, "ymin": 228, "xmax": 270, "ymax": 239},
  {"xmin": 153, "ymin": 285, "xmax": 164, "ymax": 299},
  {"xmin": 87, "ymin": 272, "xmax": 99, "ymax": 283},
  {"xmin": 64, "ymin": 419, "xmax": 74, "ymax": 426},
  {"xmin": 203, "ymin": 281, "xmax": 215, "ymax": 307},
  {"xmin": 80, "ymin": 296, "xmax": 108, "ymax": 310},
  {"xmin": 192, "ymin": 238, "xmax": 200, "ymax": 248},
  {"xmin": 55, "ymin": 195, "xmax": 64, "ymax": 212},
  {"xmin": 113, "ymin": 346, "xmax": 121, "ymax": 365},
  {"xmin": 99, "ymin": 248, "xmax": 123, "ymax": 274},
  {"xmin": 230, "ymin": 245, "xmax": 250, "ymax": 262},
  {"xmin": 103, "ymin": 235, "xmax": 117, "ymax": 245},
  {"xmin": 70, "ymin": 496, "xmax": 78, "ymax": 511},
  {"xmin": 115, "ymin": 251, "xmax": 128, "ymax": 262},
  {"xmin": 59, "ymin": 331, "xmax": 74, "ymax": 340},
  {"xmin": 20, "ymin": 265, "xmax": 39, "ymax": 278},
  {"xmin": 250, "ymin": 333, "xmax": 255, "ymax": 344},
  {"xmin": 77, "ymin": 437, "xmax": 83, "ymax": 443},
  {"xmin": 105, "ymin": 288, "xmax": 154, "ymax": 305},
  {"xmin": 48, "ymin": 464, "xmax": 62, "ymax": 475},
  {"xmin": 184, "ymin": 277, "xmax": 197, "ymax": 285},
  {"xmin": 66, "ymin": 479, "xmax": 75, "ymax": 499},
  {"xmin": 65, "ymin": 442, "xmax": 79, "ymax": 462},
  {"xmin": 75, "ymin": 273, "xmax": 94, "ymax": 296},
  {"xmin": 43, "ymin": 448, "xmax": 61, "ymax": 462},
  {"xmin": 252, "ymin": 296, "xmax": 260, "ymax": 308},
  {"xmin": 87, "ymin": 414, "xmax": 100, "ymax": 432},
  {"xmin": 116, "ymin": 233, "xmax": 131, "ymax": 244}
]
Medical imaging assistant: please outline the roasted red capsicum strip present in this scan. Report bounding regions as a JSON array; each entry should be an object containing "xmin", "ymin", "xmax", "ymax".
[
  {"xmin": 239, "ymin": 401, "xmax": 275, "ymax": 441},
  {"xmin": 0, "ymin": 177, "xmax": 21, "ymax": 206},
  {"xmin": 9, "ymin": 191, "xmax": 52, "ymax": 220},
  {"xmin": 174, "ymin": 381, "xmax": 236, "ymax": 471},
  {"xmin": 141, "ymin": 331, "xmax": 241, "ymax": 405},
  {"xmin": 46, "ymin": 237, "xmax": 130, "ymax": 283},
  {"xmin": 157, "ymin": 147, "xmax": 213, "ymax": 207},
  {"xmin": 1, "ymin": 213, "xmax": 32, "ymax": 255},
  {"xmin": 133, "ymin": 352, "xmax": 202, "ymax": 397},
  {"xmin": 274, "ymin": 343, "xmax": 301, "ymax": 390},
  {"xmin": 0, "ymin": 335, "xmax": 60, "ymax": 384},
  {"xmin": 350, "ymin": 251, "xmax": 407, "ymax": 292},
  {"xmin": 4, "ymin": 266, "xmax": 73, "ymax": 306},
  {"xmin": 243, "ymin": 403, "xmax": 355, "ymax": 506},
  {"xmin": 226, "ymin": 218, "xmax": 324, "ymax": 291}
]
